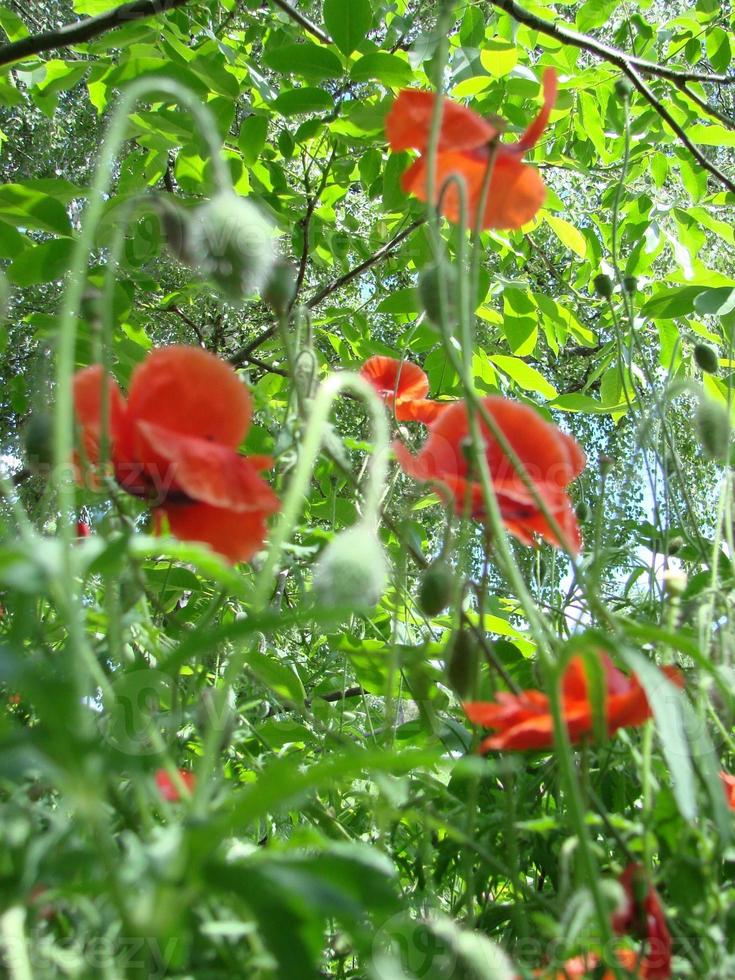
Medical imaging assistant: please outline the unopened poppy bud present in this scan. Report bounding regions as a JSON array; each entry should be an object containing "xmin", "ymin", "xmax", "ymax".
[
  {"xmin": 666, "ymin": 535, "xmax": 684, "ymax": 556},
  {"xmin": 418, "ymin": 262, "xmax": 458, "ymax": 328},
  {"xmin": 694, "ymin": 343, "xmax": 719, "ymax": 374},
  {"xmin": 23, "ymin": 413, "xmax": 54, "ymax": 471},
  {"xmin": 312, "ymin": 524, "xmax": 389, "ymax": 612},
  {"xmin": 662, "ymin": 568, "xmax": 687, "ymax": 596},
  {"xmin": 695, "ymin": 395, "xmax": 731, "ymax": 462},
  {"xmin": 599, "ymin": 454, "xmax": 615, "ymax": 475},
  {"xmin": 575, "ymin": 500, "xmax": 590, "ymax": 522},
  {"xmin": 593, "ymin": 273, "xmax": 613, "ymax": 299},
  {"xmin": 80, "ymin": 287, "xmax": 104, "ymax": 324},
  {"xmin": 614, "ymin": 77, "xmax": 634, "ymax": 100},
  {"xmin": 623, "ymin": 275, "xmax": 638, "ymax": 294},
  {"xmin": 418, "ymin": 560, "xmax": 453, "ymax": 617},
  {"xmin": 446, "ymin": 629, "xmax": 479, "ymax": 699},
  {"xmin": 190, "ymin": 191, "xmax": 275, "ymax": 303},
  {"xmin": 262, "ymin": 258, "xmax": 297, "ymax": 314},
  {"xmin": 157, "ymin": 198, "xmax": 197, "ymax": 266}
]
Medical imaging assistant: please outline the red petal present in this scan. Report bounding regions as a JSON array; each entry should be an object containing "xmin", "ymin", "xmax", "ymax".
[
  {"xmin": 127, "ymin": 346, "xmax": 252, "ymax": 451},
  {"xmin": 137, "ymin": 422, "xmax": 280, "ymax": 514},
  {"xmin": 156, "ymin": 502, "xmax": 272, "ymax": 563},
  {"xmin": 360, "ymin": 355, "xmax": 430, "ymax": 403},
  {"xmin": 395, "ymin": 399, "xmax": 450, "ymax": 424},
  {"xmin": 73, "ymin": 365, "xmax": 128, "ymax": 465},
  {"xmin": 386, "ymin": 89, "xmax": 496, "ymax": 154},
  {"xmin": 515, "ymin": 68, "xmax": 557, "ymax": 154}
]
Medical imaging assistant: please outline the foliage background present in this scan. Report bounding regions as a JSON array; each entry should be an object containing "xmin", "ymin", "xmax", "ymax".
[{"xmin": 1, "ymin": 0, "xmax": 735, "ymax": 976}]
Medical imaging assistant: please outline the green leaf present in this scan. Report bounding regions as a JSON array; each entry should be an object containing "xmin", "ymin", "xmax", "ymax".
[
  {"xmin": 323, "ymin": 0, "xmax": 372, "ymax": 56},
  {"xmin": 7, "ymin": 238, "xmax": 73, "ymax": 286},
  {"xmin": 479, "ymin": 39, "xmax": 518, "ymax": 77},
  {"xmin": 641, "ymin": 286, "xmax": 704, "ymax": 319},
  {"xmin": 489, "ymin": 355, "xmax": 558, "ymax": 398},
  {"xmin": 706, "ymin": 27, "xmax": 731, "ymax": 73},
  {"xmin": 576, "ymin": 0, "xmax": 618, "ymax": 31},
  {"xmin": 272, "ymin": 87, "xmax": 334, "ymax": 116},
  {"xmin": 693, "ymin": 287, "xmax": 735, "ymax": 317},
  {"xmin": 0, "ymin": 184, "xmax": 71, "ymax": 236},
  {"xmin": 0, "ymin": 4, "xmax": 29, "ymax": 41},
  {"xmin": 263, "ymin": 41, "xmax": 343, "ymax": 81},
  {"xmin": 545, "ymin": 214, "xmax": 587, "ymax": 258},
  {"xmin": 238, "ymin": 114, "xmax": 268, "ymax": 166},
  {"xmin": 350, "ymin": 53, "xmax": 414, "ymax": 88}
]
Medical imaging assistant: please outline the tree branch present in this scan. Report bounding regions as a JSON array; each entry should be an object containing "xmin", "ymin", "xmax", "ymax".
[
  {"xmin": 292, "ymin": 146, "xmax": 337, "ymax": 309},
  {"xmin": 268, "ymin": 0, "xmax": 331, "ymax": 46},
  {"xmin": 0, "ymin": 0, "xmax": 191, "ymax": 68},
  {"xmin": 307, "ymin": 219, "xmax": 425, "ymax": 309},
  {"xmin": 490, "ymin": 0, "xmax": 735, "ymax": 86}
]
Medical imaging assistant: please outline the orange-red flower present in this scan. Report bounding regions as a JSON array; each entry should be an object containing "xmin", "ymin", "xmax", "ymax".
[
  {"xmin": 464, "ymin": 653, "xmax": 683, "ymax": 753},
  {"xmin": 360, "ymin": 355, "xmax": 448, "ymax": 424},
  {"xmin": 530, "ymin": 949, "xmax": 645, "ymax": 978},
  {"xmin": 612, "ymin": 864, "xmax": 672, "ymax": 980},
  {"xmin": 386, "ymin": 69, "xmax": 557, "ymax": 230},
  {"xmin": 393, "ymin": 396, "xmax": 585, "ymax": 551},
  {"xmin": 720, "ymin": 771, "xmax": 735, "ymax": 809},
  {"xmin": 73, "ymin": 346, "xmax": 280, "ymax": 563},
  {"xmin": 155, "ymin": 767, "xmax": 195, "ymax": 802}
]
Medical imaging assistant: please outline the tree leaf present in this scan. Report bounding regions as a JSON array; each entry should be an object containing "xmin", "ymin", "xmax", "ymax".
[{"xmin": 323, "ymin": 0, "xmax": 372, "ymax": 57}]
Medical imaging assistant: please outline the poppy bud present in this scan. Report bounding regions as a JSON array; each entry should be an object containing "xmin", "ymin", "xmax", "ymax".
[
  {"xmin": 694, "ymin": 343, "xmax": 719, "ymax": 374},
  {"xmin": 599, "ymin": 454, "xmax": 615, "ymax": 475},
  {"xmin": 262, "ymin": 258, "xmax": 297, "ymax": 315},
  {"xmin": 575, "ymin": 500, "xmax": 590, "ymax": 522},
  {"xmin": 662, "ymin": 568, "xmax": 687, "ymax": 597},
  {"xmin": 666, "ymin": 535, "xmax": 684, "ymax": 556},
  {"xmin": 623, "ymin": 275, "xmax": 638, "ymax": 294},
  {"xmin": 593, "ymin": 273, "xmax": 613, "ymax": 299},
  {"xmin": 614, "ymin": 77, "xmax": 634, "ymax": 100},
  {"xmin": 189, "ymin": 191, "xmax": 275, "ymax": 303},
  {"xmin": 418, "ymin": 262, "xmax": 458, "ymax": 328},
  {"xmin": 23, "ymin": 413, "xmax": 54, "ymax": 471},
  {"xmin": 156, "ymin": 197, "xmax": 197, "ymax": 266},
  {"xmin": 418, "ymin": 560, "xmax": 453, "ymax": 617},
  {"xmin": 312, "ymin": 524, "xmax": 389, "ymax": 612},
  {"xmin": 695, "ymin": 395, "xmax": 731, "ymax": 462},
  {"xmin": 446, "ymin": 629, "xmax": 479, "ymax": 699},
  {"xmin": 80, "ymin": 287, "xmax": 104, "ymax": 324}
]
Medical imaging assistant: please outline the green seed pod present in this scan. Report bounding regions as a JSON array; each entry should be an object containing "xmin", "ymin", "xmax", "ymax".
[
  {"xmin": 593, "ymin": 273, "xmax": 613, "ymax": 299},
  {"xmin": 262, "ymin": 259, "xmax": 297, "ymax": 315},
  {"xmin": 622, "ymin": 275, "xmax": 638, "ymax": 294},
  {"xmin": 695, "ymin": 395, "xmax": 731, "ymax": 463},
  {"xmin": 446, "ymin": 629, "xmax": 479, "ymax": 700},
  {"xmin": 23, "ymin": 413, "xmax": 54, "ymax": 471},
  {"xmin": 312, "ymin": 524, "xmax": 389, "ymax": 612},
  {"xmin": 694, "ymin": 343, "xmax": 719, "ymax": 374},
  {"xmin": 418, "ymin": 560, "xmax": 453, "ymax": 617},
  {"xmin": 189, "ymin": 191, "xmax": 275, "ymax": 303},
  {"xmin": 418, "ymin": 262, "xmax": 458, "ymax": 328}
]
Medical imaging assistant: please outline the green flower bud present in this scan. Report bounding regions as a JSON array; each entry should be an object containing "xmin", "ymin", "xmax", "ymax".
[
  {"xmin": 190, "ymin": 191, "xmax": 275, "ymax": 303},
  {"xmin": 694, "ymin": 343, "xmax": 719, "ymax": 374},
  {"xmin": 312, "ymin": 524, "xmax": 389, "ymax": 612},
  {"xmin": 446, "ymin": 629, "xmax": 479, "ymax": 700},
  {"xmin": 23, "ymin": 413, "xmax": 54, "ymax": 471},
  {"xmin": 575, "ymin": 500, "xmax": 590, "ymax": 522},
  {"xmin": 418, "ymin": 262, "xmax": 458, "ymax": 328},
  {"xmin": 696, "ymin": 395, "xmax": 731, "ymax": 463},
  {"xmin": 262, "ymin": 258, "xmax": 297, "ymax": 315},
  {"xmin": 418, "ymin": 560, "xmax": 453, "ymax": 617},
  {"xmin": 614, "ymin": 77, "xmax": 634, "ymax": 100},
  {"xmin": 622, "ymin": 275, "xmax": 638, "ymax": 294},
  {"xmin": 593, "ymin": 273, "xmax": 613, "ymax": 299},
  {"xmin": 156, "ymin": 197, "xmax": 197, "ymax": 267},
  {"xmin": 666, "ymin": 536, "xmax": 685, "ymax": 556},
  {"xmin": 662, "ymin": 568, "xmax": 688, "ymax": 597}
]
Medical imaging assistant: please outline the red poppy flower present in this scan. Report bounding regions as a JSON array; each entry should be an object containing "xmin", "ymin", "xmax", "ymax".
[
  {"xmin": 155, "ymin": 767, "xmax": 195, "ymax": 802},
  {"xmin": 75, "ymin": 520, "xmax": 91, "ymax": 538},
  {"xmin": 360, "ymin": 356, "xmax": 448, "ymax": 424},
  {"xmin": 393, "ymin": 396, "xmax": 585, "ymax": 551},
  {"xmin": 612, "ymin": 864, "xmax": 672, "ymax": 980},
  {"xmin": 73, "ymin": 346, "xmax": 280, "ymax": 563},
  {"xmin": 530, "ymin": 949, "xmax": 643, "ymax": 978},
  {"xmin": 464, "ymin": 653, "xmax": 683, "ymax": 753},
  {"xmin": 720, "ymin": 771, "xmax": 735, "ymax": 809},
  {"xmin": 386, "ymin": 69, "xmax": 557, "ymax": 230}
]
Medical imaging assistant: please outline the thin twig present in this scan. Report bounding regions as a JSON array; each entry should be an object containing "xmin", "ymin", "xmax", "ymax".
[
  {"xmin": 268, "ymin": 0, "xmax": 331, "ymax": 46},
  {"xmin": 292, "ymin": 146, "xmax": 337, "ymax": 308},
  {"xmin": 0, "ymin": 0, "xmax": 190, "ymax": 67},
  {"xmin": 673, "ymin": 78, "xmax": 735, "ymax": 129}
]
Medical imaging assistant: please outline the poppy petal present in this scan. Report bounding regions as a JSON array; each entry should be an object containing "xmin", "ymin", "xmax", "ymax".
[
  {"xmin": 395, "ymin": 398, "xmax": 450, "ymax": 424},
  {"xmin": 157, "ymin": 502, "xmax": 272, "ymax": 563},
  {"xmin": 514, "ymin": 68, "xmax": 557, "ymax": 154},
  {"xmin": 481, "ymin": 154, "xmax": 547, "ymax": 230},
  {"xmin": 73, "ymin": 365, "xmax": 128, "ymax": 466},
  {"xmin": 127, "ymin": 346, "xmax": 252, "ymax": 451},
  {"xmin": 386, "ymin": 89, "xmax": 496, "ymax": 154},
  {"xmin": 361, "ymin": 355, "xmax": 431, "ymax": 403},
  {"xmin": 138, "ymin": 422, "xmax": 280, "ymax": 514}
]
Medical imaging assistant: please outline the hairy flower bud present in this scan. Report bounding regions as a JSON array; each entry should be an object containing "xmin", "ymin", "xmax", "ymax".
[
  {"xmin": 694, "ymin": 343, "xmax": 719, "ymax": 374},
  {"xmin": 695, "ymin": 395, "xmax": 731, "ymax": 463},
  {"xmin": 662, "ymin": 568, "xmax": 687, "ymax": 597},
  {"xmin": 312, "ymin": 524, "xmax": 389, "ymax": 612},
  {"xmin": 622, "ymin": 275, "xmax": 638, "ymax": 294},
  {"xmin": 418, "ymin": 262, "xmax": 458, "ymax": 328},
  {"xmin": 23, "ymin": 413, "xmax": 54, "ymax": 471},
  {"xmin": 262, "ymin": 258, "xmax": 297, "ymax": 315},
  {"xmin": 593, "ymin": 273, "xmax": 613, "ymax": 299},
  {"xmin": 189, "ymin": 191, "xmax": 275, "ymax": 303},
  {"xmin": 418, "ymin": 560, "xmax": 453, "ymax": 617},
  {"xmin": 446, "ymin": 629, "xmax": 479, "ymax": 699}
]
